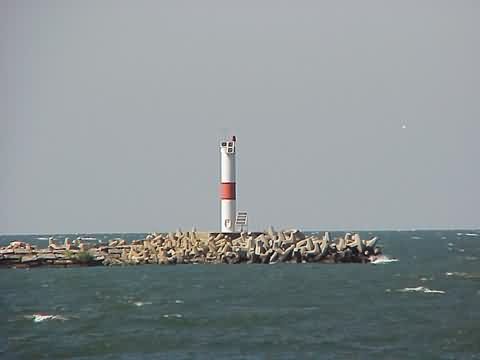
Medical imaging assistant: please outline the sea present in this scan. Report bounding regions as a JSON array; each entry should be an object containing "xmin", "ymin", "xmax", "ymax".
[{"xmin": 1, "ymin": 230, "xmax": 479, "ymax": 359}]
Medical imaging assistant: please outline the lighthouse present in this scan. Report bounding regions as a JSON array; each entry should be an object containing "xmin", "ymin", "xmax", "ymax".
[{"xmin": 220, "ymin": 136, "xmax": 237, "ymax": 233}]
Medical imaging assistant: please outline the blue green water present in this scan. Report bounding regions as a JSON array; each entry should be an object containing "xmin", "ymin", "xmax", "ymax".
[{"xmin": 1, "ymin": 230, "xmax": 480, "ymax": 359}]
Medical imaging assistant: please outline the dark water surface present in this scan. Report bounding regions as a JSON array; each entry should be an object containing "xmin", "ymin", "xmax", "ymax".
[{"xmin": 1, "ymin": 230, "xmax": 480, "ymax": 359}]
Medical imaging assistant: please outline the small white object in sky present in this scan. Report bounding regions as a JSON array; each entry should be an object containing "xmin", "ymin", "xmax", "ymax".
[{"xmin": 402, "ymin": 124, "xmax": 407, "ymax": 129}]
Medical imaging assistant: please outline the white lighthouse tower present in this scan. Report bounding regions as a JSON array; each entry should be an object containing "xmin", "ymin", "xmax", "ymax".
[{"xmin": 220, "ymin": 136, "xmax": 237, "ymax": 233}]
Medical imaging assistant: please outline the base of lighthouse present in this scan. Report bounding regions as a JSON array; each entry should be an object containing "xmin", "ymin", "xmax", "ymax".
[{"xmin": 221, "ymin": 199, "xmax": 236, "ymax": 233}]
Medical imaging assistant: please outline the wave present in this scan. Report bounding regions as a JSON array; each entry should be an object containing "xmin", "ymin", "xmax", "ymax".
[
  {"xmin": 370, "ymin": 255, "xmax": 399, "ymax": 265},
  {"xmin": 25, "ymin": 314, "xmax": 68, "ymax": 322},
  {"xmin": 397, "ymin": 287, "xmax": 445, "ymax": 294},
  {"xmin": 465, "ymin": 233, "xmax": 479, "ymax": 237},
  {"xmin": 163, "ymin": 313, "xmax": 183, "ymax": 319},
  {"xmin": 133, "ymin": 301, "xmax": 152, "ymax": 307},
  {"xmin": 446, "ymin": 272, "xmax": 480, "ymax": 280},
  {"xmin": 446, "ymin": 272, "xmax": 468, "ymax": 277}
]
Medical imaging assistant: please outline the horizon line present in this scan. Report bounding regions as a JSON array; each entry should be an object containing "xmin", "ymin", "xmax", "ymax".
[{"xmin": 1, "ymin": 226, "xmax": 479, "ymax": 237}]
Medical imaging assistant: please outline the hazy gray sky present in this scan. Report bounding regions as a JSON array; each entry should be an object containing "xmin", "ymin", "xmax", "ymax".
[{"xmin": 1, "ymin": 0, "xmax": 479, "ymax": 234}]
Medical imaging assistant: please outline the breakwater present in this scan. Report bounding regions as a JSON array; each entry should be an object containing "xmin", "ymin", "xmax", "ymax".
[{"xmin": 0, "ymin": 228, "xmax": 381, "ymax": 268}]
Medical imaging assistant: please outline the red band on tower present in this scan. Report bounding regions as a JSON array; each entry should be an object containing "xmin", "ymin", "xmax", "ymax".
[{"xmin": 220, "ymin": 183, "xmax": 236, "ymax": 200}]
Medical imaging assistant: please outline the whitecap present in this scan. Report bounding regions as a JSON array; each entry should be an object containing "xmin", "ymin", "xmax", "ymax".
[
  {"xmin": 26, "ymin": 314, "xmax": 68, "ymax": 322},
  {"xmin": 397, "ymin": 287, "xmax": 445, "ymax": 294},
  {"xmin": 370, "ymin": 255, "xmax": 399, "ymax": 264},
  {"xmin": 445, "ymin": 272, "xmax": 469, "ymax": 278},
  {"xmin": 447, "ymin": 242, "xmax": 455, "ymax": 247},
  {"xmin": 411, "ymin": 236, "xmax": 422, "ymax": 240},
  {"xmin": 163, "ymin": 313, "xmax": 183, "ymax": 319},
  {"xmin": 466, "ymin": 233, "xmax": 479, "ymax": 237},
  {"xmin": 133, "ymin": 301, "xmax": 152, "ymax": 307},
  {"xmin": 422, "ymin": 288, "xmax": 445, "ymax": 294},
  {"xmin": 175, "ymin": 300, "xmax": 184, "ymax": 304},
  {"xmin": 457, "ymin": 233, "xmax": 463, "ymax": 236}
]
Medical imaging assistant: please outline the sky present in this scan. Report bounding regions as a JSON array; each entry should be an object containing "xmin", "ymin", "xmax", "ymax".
[{"xmin": 1, "ymin": 0, "xmax": 479, "ymax": 234}]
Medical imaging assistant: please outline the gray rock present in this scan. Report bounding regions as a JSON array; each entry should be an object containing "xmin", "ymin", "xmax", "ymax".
[
  {"xmin": 13, "ymin": 249, "xmax": 31, "ymax": 255},
  {"xmin": 108, "ymin": 248, "xmax": 123, "ymax": 254},
  {"xmin": 21, "ymin": 255, "xmax": 38, "ymax": 263},
  {"xmin": 3, "ymin": 254, "xmax": 21, "ymax": 260},
  {"xmin": 37, "ymin": 253, "xmax": 56, "ymax": 260},
  {"xmin": 366, "ymin": 237, "xmax": 379, "ymax": 248},
  {"xmin": 354, "ymin": 233, "xmax": 366, "ymax": 253}
]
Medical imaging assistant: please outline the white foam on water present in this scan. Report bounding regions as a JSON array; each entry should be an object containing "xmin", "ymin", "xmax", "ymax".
[
  {"xmin": 465, "ymin": 233, "xmax": 479, "ymax": 237},
  {"xmin": 457, "ymin": 233, "xmax": 463, "ymax": 236},
  {"xmin": 163, "ymin": 313, "xmax": 183, "ymax": 319},
  {"xmin": 370, "ymin": 255, "xmax": 399, "ymax": 265},
  {"xmin": 397, "ymin": 287, "xmax": 445, "ymax": 294},
  {"xmin": 175, "ymin": 299, "xmax": 184, "ymax": 304},
  {"xmin": 445, "ymin": 272, "xmax": 469, "ymax": 278},
  {"xmin": 447, "ymin": 242, "xmax": 455, "ymax": 247},
  {"xmin": 26, "ymin": 314, "xmax": 68, "ymax": 322},
  {"xmin": 421, "ymin": 288, "xmax": 445, "ymax": 294},
  {"xmin": 411, "ymin": 236, "xmax": 422, "ymax": 240},
  {"xmin": 133, "ymin": 301, "xmax": 152, "ymax": 307}
]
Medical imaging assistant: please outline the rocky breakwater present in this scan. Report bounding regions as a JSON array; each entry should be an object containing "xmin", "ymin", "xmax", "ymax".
[
  {"xmin": 0, "ymin": 229, "xmax": 382, "ymax": 268},
  {"xmin": 0, "ymin": 238, "xmax": 105, "ymax": 268}
]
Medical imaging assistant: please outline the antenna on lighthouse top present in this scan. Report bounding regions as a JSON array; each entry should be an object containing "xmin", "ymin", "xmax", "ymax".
[{"xmin": 220, "ymin": 136, "xmax": 236, "ymax": 154}]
